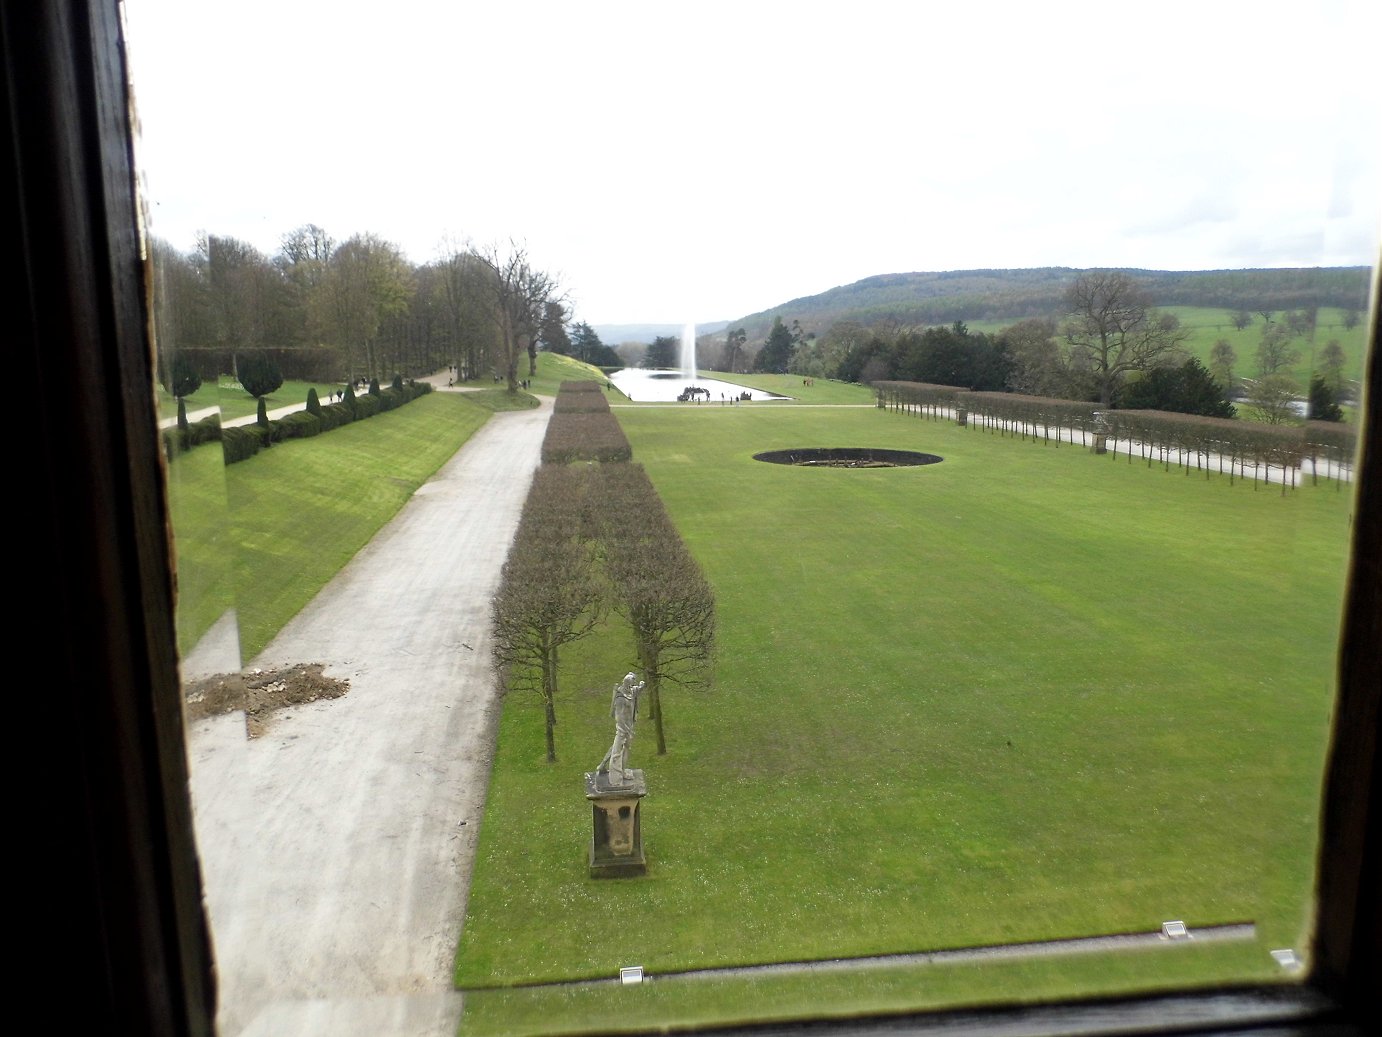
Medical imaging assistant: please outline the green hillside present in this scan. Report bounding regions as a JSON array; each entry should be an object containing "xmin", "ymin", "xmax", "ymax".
[{"xmin": 727, "ymin": 267, "xmax": 1372, "ymax": 341}]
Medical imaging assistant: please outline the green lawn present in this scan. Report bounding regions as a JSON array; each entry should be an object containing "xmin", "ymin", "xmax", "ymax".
[
  {"xmin": 694, "ymin": 371, "xmax": 876, "ymax": 405},
  {"xmin": 460, "ymin": 351, "xmax": 610, "ymax": 397},
  {"xmin": 455, "ymin": 404, "xmax": 1352, "ymax": 1032},
  {"xmin": 159, "ymin": 378, "xmax": 346, "ymax": 422},
  {"xmin": 165, "ymin": 391, "xmax": 498, "ymax": 660},
  {"xmin": 460, "ymin": 941, "xmax": 1274, "ymax": 1037},
  {"xmin": 163, "ymin": 438, "xmax": 237, "ymax": 655}
]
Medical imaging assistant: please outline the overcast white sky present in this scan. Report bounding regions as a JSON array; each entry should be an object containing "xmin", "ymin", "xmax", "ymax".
[{"xmin": 123, "ymin": 0, "xmax": 1380, "ymax": 325}]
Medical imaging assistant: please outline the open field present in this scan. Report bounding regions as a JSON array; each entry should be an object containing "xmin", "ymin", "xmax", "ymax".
[
  {"xmin": 456, "ymin": 403, "xmax": 1353, "ymax": 1032},
  {"xmin": 1164, "ymin": 307, "xmax": 1368, "ymax": 389},
  {"xmin": 966, "ymin": 307, "xmax": 1369, "ymax": 391}
]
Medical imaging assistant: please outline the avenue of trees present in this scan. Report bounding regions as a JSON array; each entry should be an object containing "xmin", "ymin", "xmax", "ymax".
[
  {"xmin": 493, "ymin": 382, "xmax": 715, "ymax": 763},
  {"xmin": 153, "ymin": 229, "xmax": 569, "ymax": 390}
]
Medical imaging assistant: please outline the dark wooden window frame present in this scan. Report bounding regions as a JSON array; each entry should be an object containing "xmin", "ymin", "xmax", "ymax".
[{"xmin": 5, "ymin": 3, "xmax": 1375, "ymax": 1033}]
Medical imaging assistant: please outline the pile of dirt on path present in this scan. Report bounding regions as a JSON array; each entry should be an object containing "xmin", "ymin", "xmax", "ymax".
[{"xmin": 184, "ymin": 663, "xmax": 349, "ymax": 737}]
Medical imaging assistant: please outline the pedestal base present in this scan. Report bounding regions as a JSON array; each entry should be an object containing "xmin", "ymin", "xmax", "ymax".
[{"xmin": 584, "ymin": 770, "xmax": 647, "ymax": 878}]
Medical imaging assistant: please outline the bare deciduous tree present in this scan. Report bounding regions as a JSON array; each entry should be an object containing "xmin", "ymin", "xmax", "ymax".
[
  {"xmin": 474, "ymin": 240, "xmax": 562, "ymax": 392},
  {"xmin": 1317, "ymin": 339, "xmax": 1347, "ymax": 391},
  {"xmin": 1209, "ymin": 338, "xmax": 1238, "ymax": 394},
  {"xmin": 201, "ymin": 234, "xmax": 274, "ymax": 363},
  {"xmin": 323, "ymin": 233, "xmax": 414, "ymax": 382},
  {"xmin": 998, "ymin": 317, "xmax": 1065, "ymax": 396},
  {"xmin": 1062, "ymin": 271, "xmax": 1189, "ymax": 408},
  {"xmin": 434, "ymin": 240, "xmax": 502, "ymax": 381},
  {"xmin": 596, "ymin": 464, "xmax": 715, "ymax": 756},
  {"xmin": 1243, "ymin": 374, "xmax": 1301, "ymax": 425},
  {"xmin": 491, "ymin": 466, "xmax": 605, "ymax": 763},
  {"xmin": 1256, "ymin": 321, "xmax": 1301, "ymax": 377}
]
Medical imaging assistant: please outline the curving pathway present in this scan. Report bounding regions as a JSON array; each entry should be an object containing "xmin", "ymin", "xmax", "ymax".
[{"xmin": 186, "ymin": 390, "xmax": 551, "ymax": 1036}]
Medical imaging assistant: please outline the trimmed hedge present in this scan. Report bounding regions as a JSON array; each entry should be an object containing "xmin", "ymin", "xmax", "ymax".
[
  {"xmin": 221, "ymin": 425, "xmax": 262, "ymax": 465},
  {"xmin": 278, "ymin": 411, "xmax": 323, "ymax": 439},
  {"xmin": 353, "ymin": 393, "xmax": 382, "ymax": 420},
  {"xmin": 553, "ymin": 382, "xmax": 612, "ymax": 413},
  {"xmin": 542, "ymin": 382, "xmax": 632, "ymax": 463},
  {"xmin": 316, "ymin": 401, "xmax": 355, "ymax": 432},
  {"xmin": 207, "ymin": 377, "xmax": 435, "ymax": 466},
  {"xmin": 161, "ymin": 412, "xmax": 222, "ymax": 458},
  {"xmin": 542, "ymin": 410, "xmax": 631, "ymax": 464},
  {"xmin": 553, "ymin": 396, "xmax": 612, "ymax": 413}
]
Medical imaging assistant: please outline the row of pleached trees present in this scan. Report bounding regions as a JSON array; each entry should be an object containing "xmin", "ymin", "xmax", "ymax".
[
  {"xmin": 491, "ymin": 382, "xmax": 715, "ymax": 762},
  {"xmin": 874, "ymin": 381, "xmax": 1359, "ymax": 492}
]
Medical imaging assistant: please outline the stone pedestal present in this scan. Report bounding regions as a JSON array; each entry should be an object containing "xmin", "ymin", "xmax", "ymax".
[{"xmin": 584, "ymin": 769, "xmax": 647, "ymax": 878}]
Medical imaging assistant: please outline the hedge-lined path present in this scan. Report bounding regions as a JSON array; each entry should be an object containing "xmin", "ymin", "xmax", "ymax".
[
  {"xmin": 186, "ymin": 393, "xmax": 552, "ymax": 1037},
  {"xmin": 163, "ymin": 374, "xmax": 463, "ymax": 430},
  {"xmin": 162, "ymin": 400, "xmax": 307, "ymax": 429}
]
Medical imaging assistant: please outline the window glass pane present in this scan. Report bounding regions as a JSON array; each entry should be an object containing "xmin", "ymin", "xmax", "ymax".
[{"xmin": 122, "ymin": 1, "xmax": 1378, "ymax": 1033}]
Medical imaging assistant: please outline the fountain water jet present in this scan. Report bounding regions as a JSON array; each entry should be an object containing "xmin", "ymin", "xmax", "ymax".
[{"xmin": 680, "ymin": 322, "xmax": 697, "ymax": 382}]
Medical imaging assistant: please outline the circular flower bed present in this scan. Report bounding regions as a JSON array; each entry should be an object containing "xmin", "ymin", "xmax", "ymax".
[{"xmin": 752, "ymin": 447, "xmax": 943, "ymax": 468}]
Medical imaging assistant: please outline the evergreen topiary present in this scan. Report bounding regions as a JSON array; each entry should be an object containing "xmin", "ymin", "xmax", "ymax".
[
  {"xmin": 343, "ymin": 383, "xmax": 358, "ymax": 414},
  {"xmin": 368, "ymin": 377, "xmax": 381, "ymax": 396},
  {"xmin": 163, "ymin": 352, "xmax": 202, "ymax": 400},
  {"xmin": 1308, "ymin": 375, "xmax": 1344, "ymax": 422},
  {"xmin": 391, "ymin": 373, "xmax": 403, "ymax": 391},
  {"xmin": 238, "ymin": 352, "xmax": 284, "ymax": 398},
  {"xmin": 306, "ymin": 387, "xmax": 322, "ymax": 415}
]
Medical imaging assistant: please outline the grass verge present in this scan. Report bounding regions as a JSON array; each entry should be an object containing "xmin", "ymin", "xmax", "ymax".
[
  {"xmin": 459, "ymin": 939, "xmax": 1278, "ymax": 1037},
  {"xmin": 166, "ymin": 391, "xmax": 495, "ymax": 659}
]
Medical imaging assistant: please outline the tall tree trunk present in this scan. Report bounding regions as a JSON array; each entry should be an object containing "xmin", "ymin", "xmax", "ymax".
[
  {"xmin": 640, "ymin": 642, "xmax": 667, "ymax": 755},
  {"xmin": 541, "ymin": 647, "xmax": 557, "ymax": 763},
  {"xmin": 505, "ymin": 326, "xmax": 521, "ymax": 392}
]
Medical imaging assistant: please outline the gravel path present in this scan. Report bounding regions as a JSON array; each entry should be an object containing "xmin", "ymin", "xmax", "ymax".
[{"xmin": 186, "ymin": 393, "xmax": 551, "ymax": 1036}]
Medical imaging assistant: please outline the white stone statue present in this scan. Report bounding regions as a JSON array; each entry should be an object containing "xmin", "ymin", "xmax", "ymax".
[{"xmin": 597, "ymin": 672, "xmax": 644, "ymax": 785}]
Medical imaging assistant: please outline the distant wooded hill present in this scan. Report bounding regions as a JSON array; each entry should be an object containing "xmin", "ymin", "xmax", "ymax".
[
  {"xmin": 593, "ymin": 320, "xmax": 731, "ymax": 345},
  {"xmin": 728, "ymin": 267, "xmax": 1372, "ymax": 339}
]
